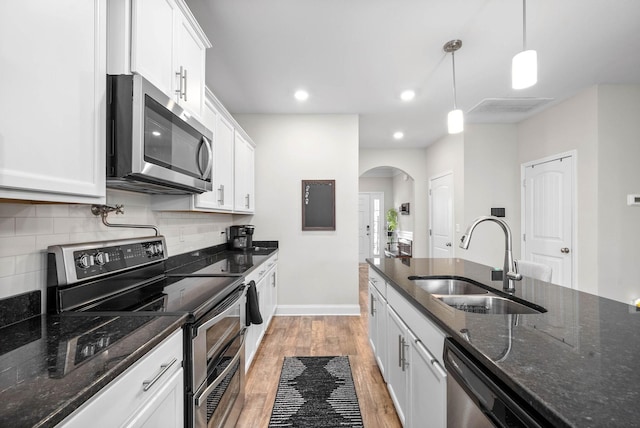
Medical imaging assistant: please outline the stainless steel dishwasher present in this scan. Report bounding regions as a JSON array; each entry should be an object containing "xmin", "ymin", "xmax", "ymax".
[{"xmin": 444, "ymin": 338, "xmax": 548, "ymax": 428}]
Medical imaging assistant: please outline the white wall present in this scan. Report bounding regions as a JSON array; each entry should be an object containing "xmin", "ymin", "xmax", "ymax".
[
  {"xmin": 518, "ymin": 86, "xmax": 600, "ymax": 295},
  {"xmin": 0, "ymin": 190, "xmax": 234, "ymax": 312},
  {"xmin": 597, "ymin": 85, "xmax": 640, "ymax": 303},
  {"xmin": 462, "ymin": 124, "xmax": 520, "ymax": 269},
  {"xmin": 359, "ymin": 149, "xmax": 429, "ymax": 256},
  {"xmin": 236, "ymin": 114, "xmax": 360, "ymax": 314}
]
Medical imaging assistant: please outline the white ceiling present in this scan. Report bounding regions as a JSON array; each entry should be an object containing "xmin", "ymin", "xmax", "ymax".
[{"xmin": 186, "ymin": 0, "xmax": 640, "ymax": 149}]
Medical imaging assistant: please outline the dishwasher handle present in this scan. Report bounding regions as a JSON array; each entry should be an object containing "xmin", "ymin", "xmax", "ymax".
[{"xmin": 444, "ymin": 338, "xmax": 546, "ymax": 428}]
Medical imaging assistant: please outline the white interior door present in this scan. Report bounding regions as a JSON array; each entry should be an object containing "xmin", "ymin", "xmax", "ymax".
[
  {"xmin": 523, "ymin": 155, "xmax": 574, "ymax": 288},
  {"xmin": 359, "ymin": 194, "xmax": 372, "ymax": 263},
  {"xmin": 429, "ymin": 173, "xmax": 454, "ymax": 258}
]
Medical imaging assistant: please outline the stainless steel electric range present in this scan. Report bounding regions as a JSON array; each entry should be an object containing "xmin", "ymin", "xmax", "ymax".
[{"xmin": 47, "ymin": 236, "xmax": 247, "ymax": 428}]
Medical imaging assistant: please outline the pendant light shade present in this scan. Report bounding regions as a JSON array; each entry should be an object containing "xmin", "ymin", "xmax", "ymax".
[
  {"xmin": 443, "ymin": 39, "xmax": 463, "ymax": 134},
  {"xmin": 512, "ymin": 0, "xmax": 537, "ymax": 89},
  {"xmin": 512, "ymin": 49, "xmax": 537, "ymax": 89},
  {"xmin": 447, "ymin": 109, "xmax": 464, "ymax": 134}
]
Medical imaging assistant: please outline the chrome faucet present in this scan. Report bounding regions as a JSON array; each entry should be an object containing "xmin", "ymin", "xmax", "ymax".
[{"xmin": 459, "ymin": 216, "xmax": 522, "ymax": 292}]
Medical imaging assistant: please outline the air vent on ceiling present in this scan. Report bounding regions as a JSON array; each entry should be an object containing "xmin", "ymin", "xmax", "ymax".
[{"xmin": 468, "ymin": 97, "xmax": 554, "ymax": 115}]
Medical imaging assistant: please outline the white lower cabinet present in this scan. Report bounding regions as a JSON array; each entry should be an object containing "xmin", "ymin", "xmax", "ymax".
[
  {"xmin": 59, "ymin": 330, "xmax": 184, "ymax": 428},
  {"xmin": 244, "ymin": 254, "xmax": 278, "ymax": 372},
  {"xmin": 369, "ymin": 278, "xmax": 447, "ymax": 428},
  {"xmin": 368, "ymin": 282, "xmax": 387, "ymax": 380},
  {"xmin": 407, "ymin": 330, "xmax": 447, "ymax": 428},
  {"xmin": 386, "ymin": 307, "xmax": 409, "ymax": 426}
]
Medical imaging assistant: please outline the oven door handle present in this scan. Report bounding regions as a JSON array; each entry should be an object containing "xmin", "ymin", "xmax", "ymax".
[
  {"xmin": 195, "ymin": 288, "xmax": 244, "ymax": 337},
  {"xmin": 194, "ymin": 329, "xmax": 246, "ymax": 407}
]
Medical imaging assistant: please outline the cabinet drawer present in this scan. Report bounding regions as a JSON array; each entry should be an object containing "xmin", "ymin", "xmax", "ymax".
[
  {"xmin": 59, "ymin": 329, "xmax": 184, "ymax": 428},
  {"xmin": 368, "ymin": 269, "xmax": 386, "ymax": 297},
  {"xmin": 387, "ymin": 286, "xmax": 445, "ymax": 364}
]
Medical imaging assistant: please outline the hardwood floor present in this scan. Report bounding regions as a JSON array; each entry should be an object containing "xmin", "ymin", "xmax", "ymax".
[{"xmin": 235, "ymin": 264, "xmax": 401, "ymax": 428}]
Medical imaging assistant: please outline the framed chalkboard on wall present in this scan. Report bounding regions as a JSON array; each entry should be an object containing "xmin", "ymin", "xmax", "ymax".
[{"xmin": 302, "ymin": 180, "xmax": 336, "ymax": 231}]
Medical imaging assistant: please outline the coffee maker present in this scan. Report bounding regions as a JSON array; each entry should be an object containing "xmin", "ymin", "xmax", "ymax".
[{"xmin": 228, "ymin": 225, "xmax": 255, "ymax": 250}]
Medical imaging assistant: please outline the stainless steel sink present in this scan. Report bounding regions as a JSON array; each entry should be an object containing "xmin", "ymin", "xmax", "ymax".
[
  {"xmin": 436, "ymin": 295, "xmax": 545, "ymax": 315},
  {"xmin": 409, "ymin": 277, "xmax": 490, "ymax": 295}
]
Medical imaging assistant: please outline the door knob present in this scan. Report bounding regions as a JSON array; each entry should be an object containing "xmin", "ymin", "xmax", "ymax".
[
  {"xmin": 560, "ymin": 247, "xmax": 570, "ymax": 254},
  {"xmin": 445, "ymin": 242, "xmax": 452, "ymax": 247}
]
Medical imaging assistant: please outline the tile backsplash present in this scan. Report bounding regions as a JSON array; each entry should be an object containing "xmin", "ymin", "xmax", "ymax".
[{"xmin": 0, "ymin": 190, "xmax": 239, "ymax": 312}]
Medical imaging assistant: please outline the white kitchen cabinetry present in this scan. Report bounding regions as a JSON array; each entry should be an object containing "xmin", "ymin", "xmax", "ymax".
[
  {"xmin": 407, "ymin": 329, "xmax": 447, "ymax": 428},
  {"xmin": 244, "ymin": 254, "xmax": 278, "ymax": 372},
  {"xmin": 386, "ymin": 307, "xmax": 409, "ymax": 426},
  {"xmin": 0, "ymin": 0, "xmax": 106, "ymax": 204},
  {"xmin": 59, "ymin": 330, "xmax": 184, "ymax": 428},
  {"xmin": 233, "ymin": 132, "xmax": 255, "ymax": 213},
  {"xmin": 192, "ymin": 91, "xmax": 235, "ymax": 211},
  {"xmin": 109, "ymin": 0, "xmax": 210, "ymax": 119},
  {"xmin": 368, "ymin": 280, "xmax": 388, "ymax": 380},
  {"xmin": 368, "ymin": 273, "xmax": 447, "ymax": 428}
]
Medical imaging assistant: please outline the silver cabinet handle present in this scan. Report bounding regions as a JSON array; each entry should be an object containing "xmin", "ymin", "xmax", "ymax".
[
  {"xmin": 143, "ymin": 357, "xmax": 178, "ymax": 392},
  {"xmin": 398, "ymin": 335, "xmax": 403, "ymax": 368},
  {"xmin": 245, "ymin": 194, "xmax": 250, "ymax": 209},
  {"xmin": 370, "ymin": 294, "xmax": 376, "ymax": 316},
  {"xmin": 561, "ymin": 247, "xmax": 570, "ymax": 254},
  {"xmin": 175, "ymin": 66, "xmax": 184, "ymax": 99},
  {"xmin": 218, "ymin": 184, "xmax": 225, "ymax": 205},
  {"xmin": 401, "ymin": 337, "xmax": 409, "ymax": 372},
  {"xmin": 183, "ymin": 68, "xmax": 188, "ymax": 101}
]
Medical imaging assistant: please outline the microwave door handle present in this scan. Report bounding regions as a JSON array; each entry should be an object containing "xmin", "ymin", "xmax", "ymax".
[{"xmin": 197, "ymin": 137, "xmax": 213, "ymax": 179}]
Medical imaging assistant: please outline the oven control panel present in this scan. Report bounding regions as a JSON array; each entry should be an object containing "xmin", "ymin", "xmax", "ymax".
[
  {"xmin": 73, "ymin": 240, "xmax": 165, "ymax": 280},
  {"xmin": 48, "ymin": 236, "xmax": 167, "ymax": 285}
]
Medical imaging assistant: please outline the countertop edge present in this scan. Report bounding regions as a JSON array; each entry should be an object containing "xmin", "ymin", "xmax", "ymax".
[
  {"xmin": 36, "ymin": 315, "xmax": 187, "ymax": 428},
  {"xmin": 366, "ymin": 259, "xmax": 574, "ymax": 428}
]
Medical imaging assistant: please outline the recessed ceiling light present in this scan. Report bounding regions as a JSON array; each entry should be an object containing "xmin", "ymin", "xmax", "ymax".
[
  {"xmin": 393, "ymin": 131, "xmax": 404, "ymax": 140},
  {"xmin": 400, "ymin": 90, "xmax": 415, "ymax": 102},
  {"xmin": 294, "ymin": 90, "xmax": 309, "ymax": 101}
]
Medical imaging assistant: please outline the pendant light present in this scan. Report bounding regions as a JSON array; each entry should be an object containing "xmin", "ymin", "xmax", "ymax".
[
  {"xmin": 443, "ymin": 39, "xmax": 463, "ymax": 134},
  {"xmin": 512, "ymin": 0, "xmax": 537, "ymax": 89}
]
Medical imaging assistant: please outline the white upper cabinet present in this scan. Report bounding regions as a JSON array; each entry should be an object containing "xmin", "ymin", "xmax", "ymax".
[
  {"xmin": 194, "ymin": 91, "xmax": 235, "ymax": 212},
  {"xmin": 0, "ymin": 0, "xmax": 107, "ymax": 204},
  {"xmin": 233, "ymin": 132, "xmax": 255, "ymax": 213},
  {"xmin": 110, "ymin": 0, "xmax": 210, "ymax": 119}
]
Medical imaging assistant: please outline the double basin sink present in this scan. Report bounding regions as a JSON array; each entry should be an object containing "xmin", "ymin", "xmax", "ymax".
[{"xmin": 408, "ymin": 277, "xmax": 546, "ymax": 315}]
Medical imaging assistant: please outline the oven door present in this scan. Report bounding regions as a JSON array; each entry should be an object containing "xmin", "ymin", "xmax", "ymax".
[{"xmin": 193, "ymin": 328, "xmax": 245, "ymax": 428}]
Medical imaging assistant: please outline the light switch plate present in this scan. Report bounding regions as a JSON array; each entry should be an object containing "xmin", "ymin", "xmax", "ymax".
[{"xmin": 627, "ymin": 194, "xmax": 640, "ymax": 206}]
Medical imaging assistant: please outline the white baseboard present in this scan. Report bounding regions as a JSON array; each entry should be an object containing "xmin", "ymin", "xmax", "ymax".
[{"xmin": 274, "ymin": 304, "xmax": 360, "ymax": 316}]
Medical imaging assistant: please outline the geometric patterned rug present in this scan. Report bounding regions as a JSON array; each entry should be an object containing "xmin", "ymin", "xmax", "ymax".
[{"xmin": 268, "ymin": 356, "xmax": 364, "ymax": 427}]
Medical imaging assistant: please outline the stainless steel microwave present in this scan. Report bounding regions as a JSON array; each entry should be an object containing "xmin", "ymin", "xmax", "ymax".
[{"xmin": 106, "ymin": 74, "xmax": 213, "ymax": 194}]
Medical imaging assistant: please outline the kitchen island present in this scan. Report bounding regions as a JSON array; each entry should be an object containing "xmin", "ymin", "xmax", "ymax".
[{"xmin": 367, "ymin": 257, "xmax": 640, "ymax": 428}]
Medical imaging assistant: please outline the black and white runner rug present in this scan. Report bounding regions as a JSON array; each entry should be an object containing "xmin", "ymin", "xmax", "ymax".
[{"xmin": 268, "ymin": 356, "xmax": 364, "ymax": 427}]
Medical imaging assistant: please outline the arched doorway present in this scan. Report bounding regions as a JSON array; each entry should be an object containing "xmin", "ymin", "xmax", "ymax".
[{"xmin": 359, "ymin": 167, "xmax": 415, "ymax": 262}]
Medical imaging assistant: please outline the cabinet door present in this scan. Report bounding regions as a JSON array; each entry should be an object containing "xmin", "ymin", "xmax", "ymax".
[
  {"xmin": 131, "ymin": 0, "xmax": 175, "ymax": 96},
  {"xmin": 174, "ymin": 15, "xmax": 206, "ymax": 118},
  {"xmin": 371, "ymin": 286, "xmax": 387, "ymax": 380},
  {"xmin": 124, "ymin": 368, "xmax": 184, "ymax": 428},
  {"xmin": 234, "ymin": 133, "xmax": 255, "ymax": 213},
  {"xmin": 407, "ymin": 331, "xmax": 447, "ymax": 428},
  {"xmin": 214, "ymin": 114, "xmax": 236, "ymax": 211},
  {"xmin": 0, "ymin": 0, "xmax": 106, "ymax": 204},
  {"xmin": 386, "ymin": 308, "xmax": 409, "ymax": 426}
]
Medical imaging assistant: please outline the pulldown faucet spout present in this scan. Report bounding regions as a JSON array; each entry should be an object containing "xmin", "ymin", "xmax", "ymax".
[{"xmin": 459, "ymin": 216, "xmax": 522, "ymax": 292}]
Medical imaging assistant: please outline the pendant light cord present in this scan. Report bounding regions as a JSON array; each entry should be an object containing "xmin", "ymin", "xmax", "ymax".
[
  {"xmin": 451, "ymin": 51, "xmax": 458, "ymax": 109},
  {"xmin": 522, "ymin": 0, "xmax": 527, "ymax": 50}
]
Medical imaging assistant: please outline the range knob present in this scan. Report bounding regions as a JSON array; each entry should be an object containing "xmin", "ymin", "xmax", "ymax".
[
  {"xmin": 94, "ymin": 251, "xmax": 108, "ymax": 266},
  {"xmin": 76, "ymin": 253, "xmax": 92, "ymax": 269}
]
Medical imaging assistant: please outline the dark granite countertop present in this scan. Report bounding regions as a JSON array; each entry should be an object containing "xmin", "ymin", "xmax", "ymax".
[
  {"xmin": 0, "ymin": 242, "xmax": 279, "ymax": 428},
  {"xmin": 367, "ymin": 257, "xmax": 640, "ymax": 428},
  {"xmin": 0, "ymin": 312, "xmax": 186, "ymax": 428}
]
